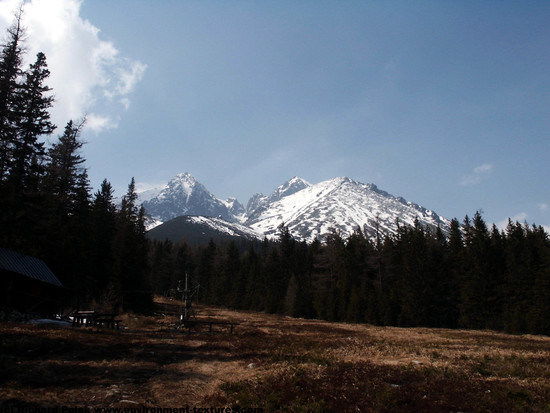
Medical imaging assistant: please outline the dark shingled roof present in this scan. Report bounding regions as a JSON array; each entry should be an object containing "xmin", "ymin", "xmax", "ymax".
[{"xmin": 0, "ymin": 248, "xmax": 63, "ymax": 287}]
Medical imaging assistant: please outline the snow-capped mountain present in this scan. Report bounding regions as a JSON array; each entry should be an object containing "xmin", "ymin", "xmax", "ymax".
[
  {"xmin": 142, "ymin": 173, "xmax": 450, "ymax": 243},
  {"xmin": 142, "ymin": 173, "xmax": 244, "ymax": 224},
  {"xmin": 246, "ymin": 176, "xmax": 450, "ymax": 242}
]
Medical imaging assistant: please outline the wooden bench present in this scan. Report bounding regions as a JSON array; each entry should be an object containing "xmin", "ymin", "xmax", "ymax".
[
  {"xmin": 182, "ymin": 319, "xmax": 239, "ymax": 334},
  {"xmin": 72, "ymin": 311, "xmax": 96, "ymax": 327},
  {"xmin": 72, "ymin": 311, "xmax": 120, "ymax": 329},
  {"xmin": 94, "ymin": 315, "xmax": 121, "ymax": 329}
]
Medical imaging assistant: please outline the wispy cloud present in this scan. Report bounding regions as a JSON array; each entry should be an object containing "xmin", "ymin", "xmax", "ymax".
[
  {"xmin": 459, "ymin": 163, "xmax": 493, "ymax": 186},
  {"xmin": 0, "ymin": 0, "xmax": 146, "ymax": 133},
  {"xmin": 86, "ymin": 113, "xmax": 119, "ymax": 134},
  {"xmin": 496, "ymin": 212, "xmax": 528, "ymax": 231}
]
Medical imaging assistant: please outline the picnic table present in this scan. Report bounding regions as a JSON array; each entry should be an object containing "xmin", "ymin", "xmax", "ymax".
[
  {"xmin": 181, "ymin": 318, "xmax": 240, "ymax": 334},
  {"xmin": 72, "ymin": 311, "xmax": 120, "ymax": 329}
]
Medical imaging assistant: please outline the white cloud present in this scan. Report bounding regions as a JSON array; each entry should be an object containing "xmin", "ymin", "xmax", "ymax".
[
  {"xmin": 86, "ymin": 113, "xmax": 118, "ymax": 133},
  {"xmin": 539, "ymin": 203, "xmax": 548, "ymax": 212},
  {"xmin": 0, "ymin": 0, "xmax": 146, "ymax": 132},
  {"xmin": 473, "ymin": 164, "xmax": 492, "ymax": 174},
  {"xmin": 459, "ymin": 163, "xmax": 493, "ymax": 186}
]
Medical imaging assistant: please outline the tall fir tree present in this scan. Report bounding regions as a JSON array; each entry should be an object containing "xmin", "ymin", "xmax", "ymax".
[
  {"xmin": 40, "ymin": 119, "xmax": 90, "ymax": 289},
  {"xmin": 113, "ymin": 178, "xmax": 153, "ymax": 313},
  {"xmin": 90, "ymin": 179, "xmax": 118, "ymax": 301},
  {"xmin": 0, "ymin": 14, "xmax": 56, "ymax": 250},
  {"xmin": 0, "ymin": 10, "xmax": 24, "ymax": 183},
  {"xmin": 10, "ymin": 52, "xmax": 55, "ymax": 191}
]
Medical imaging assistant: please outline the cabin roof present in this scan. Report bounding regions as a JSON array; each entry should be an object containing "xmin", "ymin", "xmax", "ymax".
[{"xmin": 0, "ymin": 248, "xmax": 63, "ymax": 287}]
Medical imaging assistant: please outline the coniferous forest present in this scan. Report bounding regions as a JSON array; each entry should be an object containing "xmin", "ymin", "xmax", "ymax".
[
  {"xmin": 2, "ymin": 16, "xmax": 550, "ymax": 335},
  {"xmin": 149, "ymin": 216, "xmax": 550, "ymax": 336}
]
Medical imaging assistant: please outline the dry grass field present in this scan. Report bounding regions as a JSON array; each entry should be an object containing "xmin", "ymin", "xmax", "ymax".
[{"xmin": 1, "ymin": 297, "xmax": 550, "ymax": 412}]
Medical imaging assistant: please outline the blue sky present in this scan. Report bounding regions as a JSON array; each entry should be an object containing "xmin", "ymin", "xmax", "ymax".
[{"xmin": 1, "ymin": 1, "xmax": 549, "ymax": 230}]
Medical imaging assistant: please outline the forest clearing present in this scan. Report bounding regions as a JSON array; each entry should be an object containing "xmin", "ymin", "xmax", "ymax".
[{"xmin": 1, "ymin": 297, "xmax": 550, "ymax": 412}]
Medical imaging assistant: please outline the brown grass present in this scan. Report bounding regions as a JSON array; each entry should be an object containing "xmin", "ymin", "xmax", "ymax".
[{"xmin": 1, "ymin": 296, "xmax": 550, "ymax": 412}]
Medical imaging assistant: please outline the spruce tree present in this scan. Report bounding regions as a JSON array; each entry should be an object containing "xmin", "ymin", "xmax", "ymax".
[
  {"xmin": 0, "ymin": 14, "xmax": 55, "ymax": 250},
  {"xmin": 44, "ymin": 120, "xmax": 87, "ymax": 215},
  {"xmin": 459, "ymin": 212, "xmax": 491, "ymax": 329},
  {"xmin": 10, "ymin": 52, "xmax": 55, "ymax": 190},
  {"xmin": 0, "ymin": 11, "xmax": 24, "ymax": 183},
  {"xmin": 113, "ymin": 178, "xmax": 153, "ymax": 313},
  {"xmin": 40, "ymin": 119, "xmax": 90, "ymax": 289},
  {"xmin": 90, "ymin": 179, "xmax": 118, "ymax": 300}
]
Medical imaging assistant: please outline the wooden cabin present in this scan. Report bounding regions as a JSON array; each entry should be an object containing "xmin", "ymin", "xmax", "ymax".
[{"xmin": 0, "ymin": 248, "xmax": 67, "ymax": 318}]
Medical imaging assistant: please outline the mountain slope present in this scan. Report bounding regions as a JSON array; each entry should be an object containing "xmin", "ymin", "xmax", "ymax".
[
  {"xmin": 246, "ymin": 177, "xmax": 450, "ymax": 242},
  {"xmin": 246, "ymin": 177, "xmax": 311, "ymax": 219},
  {"xmin": 146, "ymin": 215, "xmax": 261, "ymax": 245}
]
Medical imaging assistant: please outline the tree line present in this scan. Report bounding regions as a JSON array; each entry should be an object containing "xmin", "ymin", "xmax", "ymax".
[
  {"xmin": 150, "ymin": 215, "xmax": 550, "ymax": 335},
  {"xmin": 0, "ymin": 13, "xmax": 153, "ymax": 313}
]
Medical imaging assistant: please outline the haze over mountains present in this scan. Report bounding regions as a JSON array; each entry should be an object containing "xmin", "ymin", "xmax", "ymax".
[{"xmin": 142, "ymin": 173, "xmax": 450, "ymax": 243}]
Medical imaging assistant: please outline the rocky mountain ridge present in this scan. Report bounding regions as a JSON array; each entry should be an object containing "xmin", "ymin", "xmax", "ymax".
[{"xmin": 141, "ymin": 173, "xmax": 450, "ymax": 243}]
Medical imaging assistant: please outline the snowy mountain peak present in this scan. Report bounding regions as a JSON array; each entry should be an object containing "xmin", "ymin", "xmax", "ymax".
[
  {"xmin": 143, "ymin": 172, "xmax": 451, "ymax": 244},
  {"xmin": 270, "ymin": 176, "xmax": 311, "ymax": 202},
  {"xmin": 142, "ymin": 173, "xmax": 236, "ymax": 224},
  {"xmin": 166, "ymin": 172, "xmax": 200, "ymax": 196}
]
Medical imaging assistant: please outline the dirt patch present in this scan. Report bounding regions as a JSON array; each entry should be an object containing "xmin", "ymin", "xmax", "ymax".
[{"xmin": 1, "ymin": 298, "xmax": 550, "ymax": 411}]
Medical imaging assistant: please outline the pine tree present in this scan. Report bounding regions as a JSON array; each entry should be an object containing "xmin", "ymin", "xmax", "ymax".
[
  {"xmin": 444, "ymin": 218, "xmax": 463, "ymax": 328},
  {"xmin": 90, "ymin": 179, "xmax": 118, "ymax": 300},
  {"xmin": 0, "ymin": 10, "xmax": 24, "ymax": 183},
  {"xmin": 113, "ymin": 178, "xmax": 153, "ymax": 313},
  {"xmin": 148, "ymin": 239, "xmax": 175, "ymax": 295},
  {"xmin": 40, "ymin": 119, "xmax": 90, "ymax": 289},
  {"xmin": 10, "ymin": 52, "xmax": 55, "ymax": 190},
  {"xmin": 44, "ymin": 120, "xmax": 87, "ymax": 216},
  {"xmin": 240, "ymin": 245, "xmax": 262, "ymax": 310},
  {"xmin": 195, "ymin": 239, "xmax": 217, "ymax": 305},
  {"xmin": 0, "ymin": 14, "xmax": 57, "ymax": 250},
  {"xmin": 459, "ymin": 212, "xmax": 491, "ymax": 329},
  {"xmin": 526, "ymin": 227, "xmax": 550, "ymax": 334}
]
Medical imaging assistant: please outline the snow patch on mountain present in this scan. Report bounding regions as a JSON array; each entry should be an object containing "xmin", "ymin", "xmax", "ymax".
[{"xmin": 187, "ymin": 216, "xmax": 261, "ymax": 239}]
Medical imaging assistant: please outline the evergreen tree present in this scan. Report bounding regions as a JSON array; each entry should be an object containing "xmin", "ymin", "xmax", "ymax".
[
  {"xmin": 196, "ymin": 239, "xmax": 217, "ymax": 304},
  {"xmin": 39, "ymin": 119, "xmax": 90, "ymax": 289},
  {"xmin": 444, "ymin": 218, "xmax": 464, "ymax": 328},
  {"xmin": 148, "ymin": 239, "xmax": 174, "ymax": 294},
  {"xmin": 0, "ymin": 16, "xmax": 55, "ymax": 250},
  {"xmin": 0, "ymin": 11, "xmax": 24, "ymax": 183},
  {"xmin": 44, "ymin": 120, "xmax": 87, "ymax": 215},
  {"xmin": 89, "ymin": 179, "xmax": 118, "ymax": 300},
  {"xmin": 241, "ymin": 245, "xmax": 262, "ymax": 310},
  {"xmin": 526, "ymin": 227, "xmax": 550, "ymax": 334},
  {"xmin": 459, "ymin": 212, "xmax": 493, "ymax": 329},
  {"xmin": 113, "ymin": 178, "xmax": 153, "ymax": 313},
  {"xmin": 212, "ymin": 240, "xmax": 241, "ymax": 306},
  {"xmin": 10, "ymin": 52, "xmax": 55, "ymax": 190}
]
